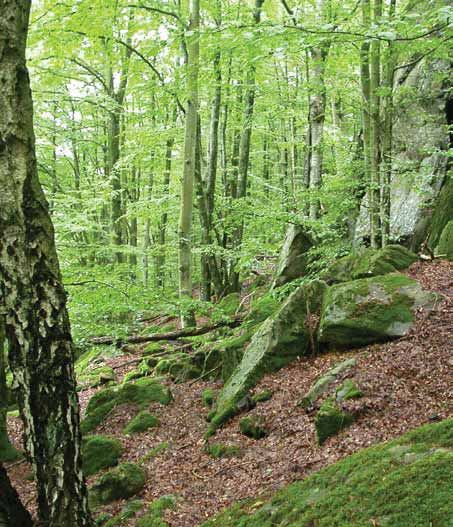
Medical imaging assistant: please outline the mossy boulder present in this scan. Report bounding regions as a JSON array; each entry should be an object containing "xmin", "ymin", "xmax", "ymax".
[
  {"xmin": 82, "ymin": 379, "xmax": 172, "ymax": 433},
  {"xmin": 435, "ymin": 220, "xmax": 453, "ymax": 260},
  {"xmin": 323, "ymin": 244, "xmax": 418, "ymax": 284},
  {"xmin": 201, "ymin": 419, "xmax": 453, "ymax": 527},
  {"xmin": 319, "ymin": 274, "xmax": 438, "ymax": 348},
  {"xmin": 205, "ymin": 443, "xmax": 240, "ymax": 458},
  {"xmin": 428, "ymin": 175, "xmax": 453, "ymax": 250},
  {"xmin": 252, "ymin": 389, "xmax": 273, "ymax": 404},
  {"xmin": 239, "ymin": 416, "xmax": 268, "ymax": 440},
  {"xmin": 82, "ymin": 435, "xmax": 123, "ymax": 477},
  {"xmin": 315, "ymin": 398, "xmax": 355, "ymax": 445},
  {"xmin": 202, "ymin": 388, "xmax": 216, "ymax": 407},
  {"xmin": 90, "ymin": 463, "xmax": 146, "ymax": 505},
  {"xmin": 299, "ymin": 358, "xmax": 356, "ymax": 410},
  {"xmin": 207, "ymin": 280, "xmax": 327, "ymax": 435},
  {"xmin": 336, "ymin": 379, "xmax": 363, "ymax": 401},
  {"xmin": 154, "ymin": 353, "xmax": 201, "ymax": 382},
  {"xmin": 0, "ymin": 433, "xmax": 21, "ymax": 463},
  {"xmin": 124, "ymin": 411, "xmax": 159, "ymax": 435}
]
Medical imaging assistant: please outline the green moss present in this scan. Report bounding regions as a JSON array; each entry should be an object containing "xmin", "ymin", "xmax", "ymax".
[
  {"xmin": 239, "ymin": 417, "xmax": 267, "ymax": 440},
  {"xmin": 252, "ymin": 389, "xmax": 272, "ymax": 404},
  {"xmin": 436, "ymin": 220, "xmax": 453, "ymax": 260},
  {"xmin": 143, "ymin": 342, "xmax": 165, "ymax": 357},
  {"xmin": 428, "ymin": 175, "xmax": 453, "ymax": 250},
  {"xmin": 82, "ymin": 435, "xmax": 123, "ymax": 476},
  {"xmin": 154, "ymin": 353, "xmax": 201, "ymax": 382},
  {"xmin": 245, "ymin": 294, "xmax": 281, "ymax": 326},
  {"xmin": 213, "ymin": 293, "xmax": 241, "ymax": 320},
  {"xmin": 90, "ymin": 463, "xmax": 146, "ymax": 505},
  {"xmin": 319, "ymin": 274, "xmax": 437, "ymax": 347},
  {"xmin": 95, "ymin": 512, "xmax": 113, "ymax": 526},
  {"xmin": 201, "ymin": 419, "xmax": 453, "ymax": 527},
  {"xmin": 0, "ymin": 435, "xmax": 21, "ymax": 463},
  {"xmin": 124, "ymin": 411, "xmax": 159, "ymax": 434},
  {"xmin": 336, "ymin": 379, "xmax": 363, "ymax": 401},
  {"xmin": 102, "ymin": 500, "xmax": 145, "ymax": 526},
  {"xmin": 81, "ymin": 401, "xmax": 116, "ymax": 434},
  {"xmin": 299, "ymin": 358, "xmax": 356, "ymax": 409},
  {"xmin": 135, "ymin": 495, "xmax": 176, "ymax": 527},
  {"xmin": 209, "ymin": 280, "xmax": 327, "ymax": 434},
  {"xmin": 205, "ymin": 443, "xmax": 240, "ymax": 458},
  {"xmin": 202, "ymin": 388, "xmax": 216, "ymax": 407},
  {"xmin": 323, "ymin": 244, "xmax": 418, "ymax": 284},
  {"xmin": 82, "ymin": 380, "xmax": 171, "ymax": 433},
  {"xmin": 315, "ymin": 398, "xmax": 355, "ymax": 445}
]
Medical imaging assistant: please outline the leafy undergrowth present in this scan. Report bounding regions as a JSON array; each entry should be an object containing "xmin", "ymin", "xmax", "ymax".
[
  {"xmin": 202, "ymin": 419, "xmax": 453, "ymax": 527},
  {"xmin": 5, "ymin": 260, "xmax": 453, "ymax": 526}
]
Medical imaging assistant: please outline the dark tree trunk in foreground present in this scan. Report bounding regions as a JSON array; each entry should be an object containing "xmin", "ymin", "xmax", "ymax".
[
  {"xmin": 0, "ymin": 463, "xmax": 34, "ymax": 527},
  {"xmin": 0, "ymin": 2, "xmax": 93, "ymax": 527}
]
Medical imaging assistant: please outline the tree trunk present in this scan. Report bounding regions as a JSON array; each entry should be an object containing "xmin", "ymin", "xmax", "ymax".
[
  {"xmin": 0, "ymin": 318, "xmax": 18, "ymax": 463},
  {"xmin": 370, "ymin": 0, "xmax": 383, "ymax": 248},
  {"xmin": 0, "ymin": 463, "xmax": 33, "ymax": 527},
  {"xmin": 0, "ymin": 2, "xmax": 93, "ymax": 526},
  {"xmin": 381, "ymin": 0, "xmax": 396, "ymax": 247},
  {"xmin": 360, "ymin": 0, "xmax": 372, "ymax": 243},
  {"xmin": 178, "ymin": 0, "xmax": 200, "ymax": 327}
]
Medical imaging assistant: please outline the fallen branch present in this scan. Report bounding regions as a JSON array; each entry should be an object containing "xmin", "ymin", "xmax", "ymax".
[{"xmin": 90, "ymin": 317, "xmax": 242, "ymax": 346}]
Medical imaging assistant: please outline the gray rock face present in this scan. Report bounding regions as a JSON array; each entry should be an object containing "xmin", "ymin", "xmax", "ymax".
[
  {"xmin": 355, "ymin": 58, "xmax": 451, "ymax": 249},
  {"xmin": 272, "ymin": 224, "xmax": 314, "ymax": 288}
]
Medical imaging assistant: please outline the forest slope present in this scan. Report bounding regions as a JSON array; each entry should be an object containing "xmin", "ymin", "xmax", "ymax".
[{"xmin": 5, "ymin": 260, "xmax": 452, "ymax": 527}]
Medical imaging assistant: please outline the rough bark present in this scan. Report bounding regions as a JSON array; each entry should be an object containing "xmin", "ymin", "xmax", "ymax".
[{"xmin": 0, "ymin": 2, "xmax": 93, "ymax": 526}]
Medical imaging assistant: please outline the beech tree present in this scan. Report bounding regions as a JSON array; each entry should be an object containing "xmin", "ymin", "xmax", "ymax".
[{"xmin": 0, "ymin": 2, "xmax": 92, "ymax": 526}]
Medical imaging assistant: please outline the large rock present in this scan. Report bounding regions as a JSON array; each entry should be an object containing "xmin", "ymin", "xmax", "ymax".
[
  {"xmin": 272, "ymin": 224, "xmax": 314, "ymax": 288},
  {"xmin": 90, "ymin": 463, "xmax": 145, "ymax": 505},
  {"xmin": 322, "ymin": 244, "xmax": 417, "ymax": 284},
  {"xmin": 435, "ymin": 219, "xmax": 453, "ymax": 260},
  {"xmin": 207, "ymin": 280, "xmax": 327, "ymax": 435},
  {"xmin": 319, "ymin": 274, "xmax": 438, "ymax": 348},
  {"xmin": 354, "ymin": 58, "xmax": 451, "ymax": 249}
]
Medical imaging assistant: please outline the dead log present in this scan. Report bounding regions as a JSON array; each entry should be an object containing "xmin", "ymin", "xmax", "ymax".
[{"xmin": 90, "ymin": 317, "xmax": 242, "ymax": 346}]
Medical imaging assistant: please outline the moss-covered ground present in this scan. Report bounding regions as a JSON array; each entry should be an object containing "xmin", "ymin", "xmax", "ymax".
[{"xmin": 201, "ymin": 419, "xmax": 453, "ymax": 527}]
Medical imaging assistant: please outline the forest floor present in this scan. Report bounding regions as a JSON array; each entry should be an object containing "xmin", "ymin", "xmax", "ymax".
[{"xmin": 6, "ymin": 260, "xmax": 453, "ymax": 527}]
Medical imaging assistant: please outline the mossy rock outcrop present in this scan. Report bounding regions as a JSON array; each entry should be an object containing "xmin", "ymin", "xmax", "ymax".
[
  {"xmin": 315, "ymin": 398, "xmax": 355, "ymax": 445},
  {"xmin": 323, "ymin": 244, "xmax": 417, "ymax": 284},
  {"xmin": 272, "ymin": 224, "xmax": 314, "ymax": 288},
  {"xmin": 123, "ymin": 411, "xmax": 159, "ymax": 435},
  {"xmin": 154, "ymin": 352, "xmax": 201, "ymax": 382},
  {"xmin": 200, "ymin": 419, "xmax": 453, "ymax": 527},
  {"xmin": 428, "ymin": 175, "xmax": 453, "ymax": 251},
  {"xmin": 82, "ymin": 378, "xmax": 172, "ymax": 434},
  {"xmin": 435, "ymin": 220, "xmax": 453, "ymax": 260},
  {"xmin": 82, "ymin": 435, "xmax": 123, "ymax": 477},
  {"xmin": 319, "ymin": 274, "xmax": 438, "ymax": 348},
  {"xmin": 90, "ymin": 463, "xmax": 146, "ymax": 505},
  {"xmin": 207, "ymin": 280, "xmax": 327, "ymax": 435},
  {"xmin": 299, "ymin": 358, "xmax": 356, "ymax": 410}
]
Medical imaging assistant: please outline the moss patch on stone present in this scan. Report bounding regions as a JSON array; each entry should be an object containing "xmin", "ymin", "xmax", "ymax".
[
  {"xmin": 319, "ymin": 273, "xmax": 438, "ymax": 348},
  {"xmin": 82, "ymin": 435, "xmax": 123, "ymax": 477},
  {"xmin": 299, "ymin": 358, "xmax": 356, "ymax": 410},
  {"xmin": 428, "ymin": 175, "xmax": 453, "ymax": 250},
  {"xmin": 239, "ymin": 417, "xmax": 268, "ymax": 440},
  {"xmin": 207, "ymin": 280, "xmax": 327, "ymax": 436},
  {"xmin": 202, "ymin": 388, "xmax": 216, "ymax": 407},
  {"xmin": 200, "ymin": 419, "xmax": 453, "ymax": 527},
  {"xmin": 90, "ymin": 462, "xmax": 146, "ymax": 505},
  {"xmin": 336, "ymin": 379, "xmax": 363, "ymax": 401},
  {"xmin": 82, "ymin": 379, "xmax": 172, "ymax": 433},
  {"xmin": 135, "ymin": 495, "xmax": 176, "ymax": 527},
  {"xmin": 315, "ymin": 398, "xmax": 355, "ymax": 445},
  {"xmin": 252, "ymin": 389, "xmax": 273, "ymax": 404},
  {"xmin": 323, "ymin": 244, "xmax": 417, "ymax": 284},
  {"xmin": 124, "ymin": 411, "xmax": 159, "ymax": 435},
  {"xmin": 436, "ymin": 220, "xmax": 453, "ymax": 260},
  {"xmin": 154, "ymin": 353, "xmax": 201, "ymax": 382}
]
